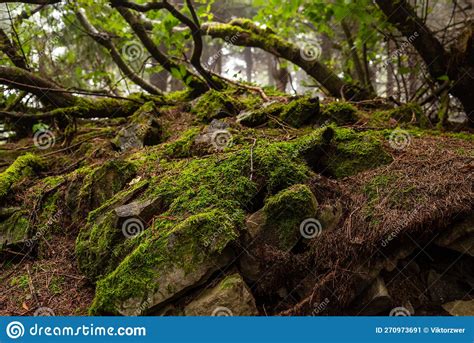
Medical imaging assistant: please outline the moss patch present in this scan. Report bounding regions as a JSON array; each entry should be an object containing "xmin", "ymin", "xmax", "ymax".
[
  {"xmin": 323, "ymin": 128, "xmax": 392, "ymax": 178},
  {"xmin": 192, "ymin": 89, "xmax": 241, "ymax": 122},
  {"xmin": 0, "ymin": 153, "xmax": 43, "ymax": 200},
  {"xmin": 262, "ymin": 184, "xmax": 318, "ymax": 250},
  {"xmin": 321, "ymin": 102, "xmax": 358, "ymax": 124}
]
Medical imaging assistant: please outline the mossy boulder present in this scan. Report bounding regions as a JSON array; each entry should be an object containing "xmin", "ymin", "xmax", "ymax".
[
  {"xmin": 75, "ymin": 160, "xmax": 137, "ymax": 220},
  {"xmin": 89, "ymin": 209, "xmax": 238, "ymax": 315},
  {"xmin": 321, "ymin": 128, "xmax": 392, "ymax": 178},
  {"xmin": 368, "ymin": 103, "xmax": 428, "ymax": 127},
  {"xmin": 192, "ymin": 89, "xmax": 241, "ymax": 122},
  {"xmin": 83, "ymin": 133, "xmax": 317, "ymax": 314},
  {"xmin": 236, "ymin": 101, "xmax": 285, "ymax": 127},
  {"xmin": 321, "ymin": 102, "xmax": 358, "ymax": 124},
  {"xmin": 76, "ymin": 180, "xmax": 150, "ymax": 279},
  {"xmin": 240, "ymin": 184, "xmax": 318, "ymax": 280},
  {"xmin": 0, "ymin": 210, "xmax": 30, "ymax": 258},
  {"xmin": 113, "ymin": 102, "xmax": 164, "ymax": 152},
  {"xmin": 0, "ymin": 153, "xmax": 43, "ymax": 201},
  {"xmin": 279, "ymin": 97, "xmax": 320, "ymax": 127},
  {"xmin": 184, "ymin": 273, "xmax": 258, "ymax": 316}
]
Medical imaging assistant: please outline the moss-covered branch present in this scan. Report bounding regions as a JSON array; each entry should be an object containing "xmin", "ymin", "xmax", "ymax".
[{"xmin": 202, "ymin": 19, "xmax": 372, "ymax": 101}]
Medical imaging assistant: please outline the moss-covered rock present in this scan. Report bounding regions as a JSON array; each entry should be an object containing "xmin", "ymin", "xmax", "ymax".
[
  {"xmin": 0, "ymin": 153, "xmax": 43, "ymax": 201},
  {"xmin": 184, "ymin": 273, "xmax": 258, "ymax": 316},
  {"xmin": 89, "ymin": 209, "xmax": 238, "ymax": 315},
  {"xmin": 321, "ymin": 102, "xmax": 358, "ymax": 124},
  {"xmin": 322, "ymin": 128, "xmax": 392, "ymax": 178},
  {"xmin": 113, "ymin": 102, "xmax": 164, "ymax": 152},
  {"xmin": 0, "ymin": 210, "xmax": 30, "ymax": 257},
  {"xmin": 240, "ymin": 184, "xmax": 318, "ymax": 280},
  {"xmin": 262, "ymin": 184, "xmax": 318, "ymax": 250},
  {"xmin": 279, "ymin": 97, "xmax": 320, "ymax": 127},
  {"xmin": 82, "ymin": 132, "xmax": 317, "ymax": 314},
  {"xmin": 192, "ymin": 89, "xmax": 241, "ymax": 122},
  {"xmin": 368, "ymin": 103, "xmax": 428, "ymax": 127},
  {"xmin": 162, "ymin": 127, "xmax": 201, "ymax": 158},
  {"xmin": 75, "ymin": 160, "xmax": 137, "ymax": 220}
]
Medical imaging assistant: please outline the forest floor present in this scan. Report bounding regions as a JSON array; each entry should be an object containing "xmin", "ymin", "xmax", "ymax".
[{"xmin": 0, "ymin": 90, "xmax": 472, "ymax": 316}]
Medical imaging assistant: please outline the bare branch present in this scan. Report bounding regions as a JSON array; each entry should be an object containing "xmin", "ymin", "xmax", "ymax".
[{"xmin": 75, "ymin": 9, "xmax": 162, "ymax": 96}]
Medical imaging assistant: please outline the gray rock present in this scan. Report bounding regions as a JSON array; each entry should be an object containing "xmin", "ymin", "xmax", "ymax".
[
  {"xmin": 114, "ymin": 102, "xmax": 163, "ymax": 152},
  {"xmin": 184, "ymin": 273, "xmax": 258, "ymax": 316},
  {"xmin": 121, "ymin": 249, "xmax": 235, "ymax": 316}
]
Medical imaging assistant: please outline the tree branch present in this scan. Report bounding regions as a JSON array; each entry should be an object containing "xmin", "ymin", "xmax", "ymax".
[
  {"xmin": 0, "ymin": 28, "xmax": 29, "ymax": 69},
  {"xmin": 75, "ymin": 9, "xmax": 162, "ymax": 96},
  {"xmin": 202, "ymin": 19, "xmax": 371, "ymax": 100},
  {"xmin": 112, "ymin": 5, "xmax": 208, "ymax": 92}
]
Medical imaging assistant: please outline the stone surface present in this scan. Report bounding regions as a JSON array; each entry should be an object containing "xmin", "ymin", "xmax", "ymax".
[
  {"xmin": 184, "ymin": 273, "xmax": 258, "ymax": 316},
  {"xmin": 0, "ymin": 210, "xmax": 30, "ymax": 257},
  {"xmin": 442, "ymin": 299, "xmax": 474, "ymax": 316},
  {"xmin": 239, "ymin": 184, "xmax": 318, "ymax": 281},
  {"xmin": 436, "ymin": 215, "xmax": 474, "ymax": 257},
  {"xmin": 357, "ymin": 277, "xmax": 392, "ymax": 315},
  {"xmin": 114, "ymin": 102, "xmax": 162, "ymax": 152}
]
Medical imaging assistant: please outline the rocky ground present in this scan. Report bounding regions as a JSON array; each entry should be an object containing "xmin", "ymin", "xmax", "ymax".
[{"xmin": 0, "ymin": 88, "xmax": 472, "ymax": 316}]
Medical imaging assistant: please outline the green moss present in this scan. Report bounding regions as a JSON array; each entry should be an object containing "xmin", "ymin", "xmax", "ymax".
[
  {"xmin": 219, "ymin": 274, "xmax": 242, "ymax": 290},
  {"xmin": 279, "ymin": 97, "xmax": 319, "ymax": 127},
  {"xmin": 263, "ymin": 184, "xmax": 318, "ymax": 249},
  {"xmin": 0, "ymin": 153, "xmax": 43, "ymax": 199},
  {"xmin": 89, "ymin": 208, "xmax": 238, "ymax": 315},
  {"xmin": 192, "ymin": 89, "xmax": 242, "ymax": 122},
  {"xmin": 321, "ymin": 102, "xmax": 358, "ymax": 124},
  {"xmin": 82, "ymin": 133, "xmax": 315, "ymax": 313},
  {"xmin": 368, "ymin": 103, "xmax": 428, "ymax": 127},
  {"xmin": 77, "ymin": 159, "xmax": 137, "ymax": 214},
  {"xmin": 0, "ymin": 210, "xmax": 29, "ymax": 247},
  {"xmin": 162, "ymin": 127, "xmax": 201, "ymax": 158},
  {"xmin": 324, "ymin": 128, "xmax": 392, "ymax": 178}
]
